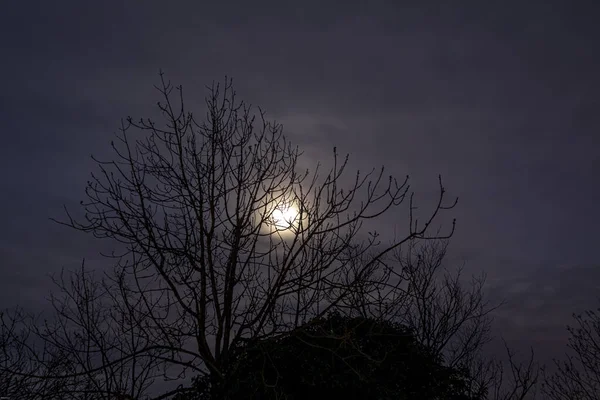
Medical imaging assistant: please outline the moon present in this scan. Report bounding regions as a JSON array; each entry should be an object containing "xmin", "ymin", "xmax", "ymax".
[{"xmin": 271, "ymin": 203, "xmax": 299, "ymax": 231}]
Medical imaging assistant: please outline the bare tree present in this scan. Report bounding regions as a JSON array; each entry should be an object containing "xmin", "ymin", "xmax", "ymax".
[
  {"xmin": 0, "ymin": 73, "xmax": 458, "ymax": 398},
  {"xmin": 392, "ymin": 240, "xmax": 496, "ymax": 369},
  {"xmin": 485, "ymin": 341, "xmax": 539, "ymax": 400},
  {"xmin": 345, "ymin": 238, "xmax": 539, "ymax": 399},
  {"xmin": 0, "ymin": 263, "xmax": 165, "ymax": 399},
  {"xmin": 543, "ymin": 307, "xmax": 600, "ymax": 400},
  {"xmin": 0, "ymin": 307, "xmax": 80, "ymax": 399},
  {"xmin": 0, "ymin": 308, "xmax": 34, "ymax": 398}
]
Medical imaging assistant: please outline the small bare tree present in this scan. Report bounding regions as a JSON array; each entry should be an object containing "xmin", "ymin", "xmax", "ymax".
[
  {"xmin": 345, "ymin": 239, "xmax": 539, "ymax": 399},
  {"xmin": 396, "ymin": 242, "xmax": 540, "ymax": 400},
  {"xmin": 543, "ymin": 307, "xmax": 600, "ymax": 400},
  {"xmin": 0, "ymin": 307, "xmax": 80, "ymax": 399},
  {"xmin": 0, "ymin": 73, "xmax": 458, "ymax": 398},
  {"xmin": 0, "ymin": 308, "xmax": 33, "ymax": 398},
  {"xmin": 486, "ymin": 341, "xmax": 539, "ymax": 400},
  {"xmin": 393, "ymin": 240, "xmax": 495, "ymax": 369}
]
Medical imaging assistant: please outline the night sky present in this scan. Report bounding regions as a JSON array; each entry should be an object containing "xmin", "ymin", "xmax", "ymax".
[{"xmin": 1, "ymin": 1, "xmax": 600, "ymax": 372}]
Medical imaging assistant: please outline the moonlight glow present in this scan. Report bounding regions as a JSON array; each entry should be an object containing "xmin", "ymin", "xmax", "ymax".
[{"xmin": 271, "ymin": 203, "xmax": 299, "ymax": 231}]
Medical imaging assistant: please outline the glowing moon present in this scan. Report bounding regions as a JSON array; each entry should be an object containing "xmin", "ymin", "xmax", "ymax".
[{"xmin": 271, "ymin": 203, "xmax": 299, "ymax": 230}]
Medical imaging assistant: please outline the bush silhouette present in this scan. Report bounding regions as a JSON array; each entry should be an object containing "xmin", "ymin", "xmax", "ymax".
[{"xmin": 182, "ymin": 312, "xmax": 479, "ymax": 400}]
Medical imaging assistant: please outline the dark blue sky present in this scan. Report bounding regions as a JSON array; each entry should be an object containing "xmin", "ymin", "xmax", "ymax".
[{"xmin": 1, "ymin": 1, "xmax": 599, "ymax": 369}]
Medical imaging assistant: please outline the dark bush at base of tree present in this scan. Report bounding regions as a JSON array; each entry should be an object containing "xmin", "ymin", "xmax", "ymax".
[{"xmin": 179, "ymin": 313, "xmax": 482, "ymax": 400}]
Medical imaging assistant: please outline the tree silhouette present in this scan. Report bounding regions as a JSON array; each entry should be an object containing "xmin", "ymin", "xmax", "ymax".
[
  {"xmin": 176, "ymin": 312, "xmax": 480, "ymax": 400},
  {"xmin": 0, "ymin": 73, "xmax": 458, "ymax": 398},
  {"xmin": 381, "ymin": 240, "xmax": 539, "ymax": 400},
  {"xmin": 543, "ymin": 307, "xmax": 600, "ymax": 399}
]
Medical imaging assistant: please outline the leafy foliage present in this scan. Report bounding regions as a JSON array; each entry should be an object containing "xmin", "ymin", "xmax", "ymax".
[{"xmin": 180, "ymin": 312, "xmax": 481, "ymax": 400}]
